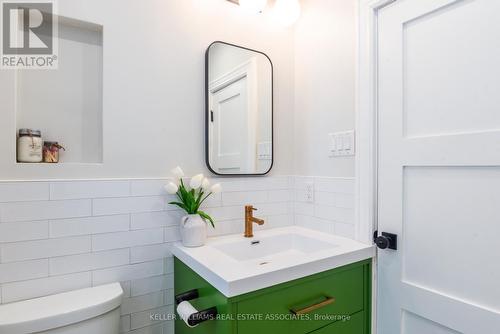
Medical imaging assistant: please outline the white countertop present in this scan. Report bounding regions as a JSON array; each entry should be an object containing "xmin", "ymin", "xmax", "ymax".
[{"xmin": 172, "ymin": 226, "xmax": 375, "ymax": 297}]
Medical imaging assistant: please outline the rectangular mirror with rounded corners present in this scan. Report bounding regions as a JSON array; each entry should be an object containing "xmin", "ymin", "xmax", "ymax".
[{"xmin": 205, "ymin": 41, "xmax": 273, "ymax": 176}]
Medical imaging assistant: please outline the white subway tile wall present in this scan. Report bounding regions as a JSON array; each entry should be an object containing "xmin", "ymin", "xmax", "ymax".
[
  {"xmin": 0, "ymin": 176, "xmax": 355, "ymax": 333},
  {"xmin": 0, "ymin": 177, "xmax": 295, "ymax": 334},
  {"xmin": 293, "ymin": 176, "xmax": 356, "ymax": 239}
]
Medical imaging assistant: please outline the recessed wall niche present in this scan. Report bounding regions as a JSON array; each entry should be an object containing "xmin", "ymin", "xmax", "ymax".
[{"xmin": 16, "ymin": 16, "xmax": 103, "ymax": 164}]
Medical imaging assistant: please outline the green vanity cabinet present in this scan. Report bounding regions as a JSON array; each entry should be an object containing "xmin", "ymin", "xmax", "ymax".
[{"xmin": 174, "ymin": 258, "xmax": 371, "ymax": 334}]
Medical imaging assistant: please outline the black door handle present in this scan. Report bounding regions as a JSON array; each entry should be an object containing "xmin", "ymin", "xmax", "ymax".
[{"xmin": 374, "ymin": 231, "xmax": 397, "ymax": 250}]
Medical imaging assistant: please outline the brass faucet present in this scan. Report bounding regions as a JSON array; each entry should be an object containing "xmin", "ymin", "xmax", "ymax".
[{"xmin": 244, "ymin": 205, "xmax": 264, "ymax": 238}]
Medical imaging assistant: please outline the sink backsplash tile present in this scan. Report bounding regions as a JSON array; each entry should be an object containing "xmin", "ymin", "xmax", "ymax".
[
  {"xmin": 0, "ymin": 175, "xmax": 355, "ymax": 333},
  {"xmin": 0, "ymin": 177, "xmax": 291, "ymax": 334},
  {"xmin": 293, "ymin": 176, "xmax": 356, "ymax": 239}
]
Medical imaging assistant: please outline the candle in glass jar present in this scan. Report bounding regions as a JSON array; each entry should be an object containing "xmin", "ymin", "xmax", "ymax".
[{"xmin": 17, "ymin": 129, "xmax": 43, "ymax": 163}]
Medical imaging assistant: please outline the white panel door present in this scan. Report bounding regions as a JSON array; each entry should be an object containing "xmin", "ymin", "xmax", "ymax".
[
  {"xmin": 377, "ymin": 0, "xmax": 500, "ymax": 333},
  {"xmin": 211, "ymin": 77, "xmax": 249, "ymax": 173}
]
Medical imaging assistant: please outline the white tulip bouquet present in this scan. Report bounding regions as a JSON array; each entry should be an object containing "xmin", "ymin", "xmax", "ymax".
[{"xmin": 164, "ymin": 166, "xmax": 221, "ymax": 227}]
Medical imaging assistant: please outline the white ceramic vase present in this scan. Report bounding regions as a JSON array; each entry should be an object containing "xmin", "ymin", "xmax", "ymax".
[{"xmin": 180, "ymin": 214, "xmax": 207, "ymax": 247}]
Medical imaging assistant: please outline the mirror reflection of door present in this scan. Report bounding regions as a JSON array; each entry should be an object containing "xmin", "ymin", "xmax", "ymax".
[
  {"xmin": 209, "ymin": 59, "xmax": 255, "ymax": 174},
  {"xmin": 207, "ymin": 42, "xmax": 273, "ymax": 175}
]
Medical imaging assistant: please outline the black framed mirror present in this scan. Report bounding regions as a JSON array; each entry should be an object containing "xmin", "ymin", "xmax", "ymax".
[{"xmin": 205, "ymin": 41, "xmax": 273, "ymax": 176}]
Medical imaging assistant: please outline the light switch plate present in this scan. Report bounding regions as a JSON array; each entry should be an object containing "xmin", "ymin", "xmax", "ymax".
[{"xmin": 329, "ymin": 130, "xmax": 355, "ymax": 157}]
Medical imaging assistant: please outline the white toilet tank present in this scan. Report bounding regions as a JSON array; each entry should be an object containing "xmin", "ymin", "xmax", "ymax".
[{"xmin": 0, "ymin": 283, "xmax": 123, "ymax": 334}]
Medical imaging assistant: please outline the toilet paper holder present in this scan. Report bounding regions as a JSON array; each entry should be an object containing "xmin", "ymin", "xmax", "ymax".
[
  {"xmin": 175, "ymin": 289, "xmax": 218, "ymax": 327},
  {"xmin": 175, "ymin": 289, "xmax": 200, "ymax": 304}
]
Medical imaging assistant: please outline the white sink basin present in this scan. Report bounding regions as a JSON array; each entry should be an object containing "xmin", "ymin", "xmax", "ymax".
[
  {"xmin": 172, "ymin": 226, "xmax": 375, "ymax": 297},
  {"xmin": 213, "ymin": 233, "xmax": 337, "ymax": 262}
]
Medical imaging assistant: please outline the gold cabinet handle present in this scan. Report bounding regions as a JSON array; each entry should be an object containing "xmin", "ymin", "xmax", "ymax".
[{"xmin": 290, "ymin": 296, "xmax": 336, "ymax": 315}]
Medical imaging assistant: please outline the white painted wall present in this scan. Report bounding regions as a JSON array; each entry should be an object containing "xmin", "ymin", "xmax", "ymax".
[
  {"xmin": 293, "ymin": 0, "xmax": 357, "ymax": 177},
  {"xmin": 1, "ymin": 0, "xmax": 358, "ymax": 180},
  {"xmin": 0, "ymin": 0, "xmax": 295, "ymax": 180}
]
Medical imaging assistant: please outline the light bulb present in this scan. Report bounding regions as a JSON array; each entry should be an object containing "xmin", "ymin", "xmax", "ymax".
[
  {"xmin": 273, "ymin": 0, "xmax": 301, "ymax": 27},
  {"xmin": 239, "ymin": 0, "xmax": 268, "ymax": 14}
]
